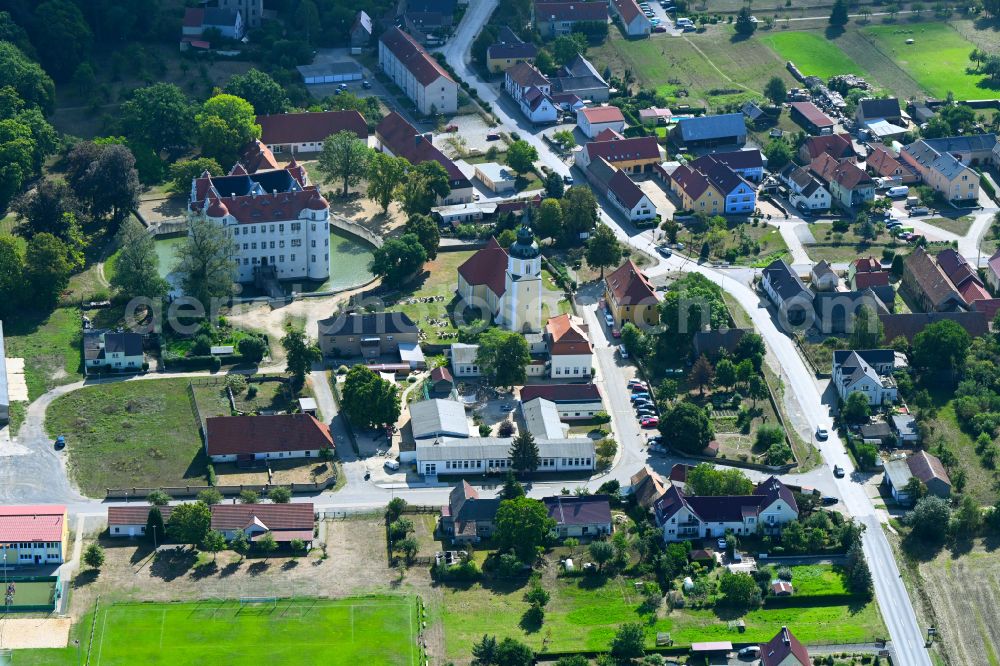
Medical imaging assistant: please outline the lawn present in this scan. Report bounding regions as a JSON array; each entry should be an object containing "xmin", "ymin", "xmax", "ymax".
[
  {"xmin": 683, "ymin": 221, "xmax": 789, "ymax": 267},
  {"xmin": 389, "ymin": 251, "xmax": 473, "ymax": 344},
  {"xmin": 761, "ymin": 32, "xmax": 866, "ymax": 79},
  {"xmin": 5, "ymin": 307, "xmax": 84, "ymax": 401},
  {"xmin": 45, "ymin": 378, "xmax": 206, "ymax": 497},
  {"xmin": 788, "ymin": 564, "xmax": 850, "ymax": 596},
  {"xmin": 862, "ymin": 23, "xmax": 991, "ymax": 100},
  {"xmin": 803, "ymin": 222, "xmax": 904, "ymax": 264},
  {"xmin": 928, "ymin": 400, "xmax": 996, "ymax": 504},
  {"xmin": 922, "ymin": 216, "xmax": 974, "ymax": 236},
  {"xmin": 437, "ymin": 574, "xmax": 884, "ymax": 658},
  {"xmin": 190, "ymin": 378, "xmax": 294, "ymax": 419},
  {"xmin": 19, "ymin": 597, "xmax": 420, "ymax": 666}
]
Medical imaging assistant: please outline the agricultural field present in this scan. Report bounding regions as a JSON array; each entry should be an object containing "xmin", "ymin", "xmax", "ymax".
[
  {"xmin": 861, "ymin": 23, "xmax": 990, "ymax": 100},
  {"xmin": 761, "ymin": 32, "xmax": 867, "ymax": 79}
]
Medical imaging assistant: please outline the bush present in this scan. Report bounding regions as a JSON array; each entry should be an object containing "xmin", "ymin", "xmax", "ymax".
[
  {"xmin": 237, "ymin": 336, "xmax": 267, "ymax": 363},
  {"xmin": 192, "ymin": 334, "xmax": 212, "ymax": 356},
  {"xmin": 247, "ymin": 384, "xmax": 258, "ymax": 399},
  {"xmin": 776, "ymin": 566, "xmax": 793, "ymax": 581}
]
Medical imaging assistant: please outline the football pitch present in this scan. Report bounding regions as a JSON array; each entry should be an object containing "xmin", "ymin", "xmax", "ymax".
[{"xmin": 84, "ymin": 597, "xmax": 419, "ymax": 665}]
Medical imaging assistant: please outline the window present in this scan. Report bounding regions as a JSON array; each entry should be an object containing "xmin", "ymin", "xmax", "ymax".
[
  {"xmin": 291, "ymin": 239, "xmax": 302, "ymax": 247},
  {"xmin": 279, "ymin": 224, "xmax": 284, "ymax": 233},
  {"xmin": 280, "ymin": 255, "xmax": 285, "ymax": 262},
  {"xmin": 251, "ymin": 243, "xmax": 257, "ymax": 250},
  {"xmin": 279, "ymin": 240, "xmax": 285, "ymax": 248},
  {"xmin": 291, "ymin": 222, "xmax": 301, "ymax": 232},
  {"xmin": 311, "ymin": 240, "xmax": 316, "ymax": 248},
  {"xmin": 243, "ymin": 258, "xmax": 249, "ymax": 265},
  {"xmin": 291, "ymin": 254, "xmax": 296, "ymax": 262},
  {"xmin": 270, "ymin": 225, "xmax": 275, "ymax": 232},
  {"xmin": 311, "ymin": 255, "xmax": 316, "ymax": 262},
  {"xmin": 250, "ymin": 226, "xmax": 257, "ymax": 234}
]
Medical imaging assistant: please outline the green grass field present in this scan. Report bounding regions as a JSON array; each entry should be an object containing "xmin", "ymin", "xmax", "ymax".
[
  {"xmin": 788, "ymin": 565, "xmax": 850, "ymax": 596},
  {"xmin": 6, "ymin": 306, "xmax": 84, "ymax": 401},
  {"xmin": 862, "ymin": 23, "xmax": 990, "ymax": 100},
  {"xmin": 761, "ymin": 32, "xmax": 866, "ymax": 79},
  {"xmin": 20, "ymin": 597, "xmax": 419, "ymax": 666}
]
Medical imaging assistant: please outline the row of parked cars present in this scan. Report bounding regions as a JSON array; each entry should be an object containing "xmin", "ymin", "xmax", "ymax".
[{"xmin": 628, "ymin": 379, "xmax": 659, "ymax": 428}]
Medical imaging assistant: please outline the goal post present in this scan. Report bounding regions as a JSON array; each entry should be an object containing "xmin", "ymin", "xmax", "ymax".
[{"xmin": 238, "ymin": 596, "xmax": 277, "ymax": 611}]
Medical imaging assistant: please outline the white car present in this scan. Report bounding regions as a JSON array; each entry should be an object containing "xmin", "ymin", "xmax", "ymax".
[{"xmin": 619, "ymin": 344, "xmax": 629, "ymax": 359}]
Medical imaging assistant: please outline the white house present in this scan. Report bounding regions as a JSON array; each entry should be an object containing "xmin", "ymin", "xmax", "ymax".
[
  {"xmin": 415, "ymin": 437, "xmax": 595, "ymax": 477},
  {"xmin": 519, "ymin": 384, "xmax": 604, "ymax": 420},
  {"xmin": 505, "ymin": 63, "xmax": 558, "ymax": 124},
  {"xmin": 607, "ymin": 171, "xmax": 656, "ymax": 222},
  {"xmin": 545, "ymin": 313, "xmax": 593, "ymax": 379},
  {"xmin": 577, "ymin": 106, "xmax": 626, "ymax": 140},
  {"xmin": 83, "ymin": 331, "xmax": 145, "ymax": 373},
  {"xmin": 832, "ymin": 349, "xmax": 897, "ymax": 406},
  {"xmin": 204, "ymin": 414, "xmax": 334, "ymax": 463},
  {"xmin": 761, "ymin": 259, "xmax": 814, "ymax": 325},
  {"xmin": 0, "ymin": 505, "xmax": 68, "ymax": 566},
  {"xmin": 610, "ymin": 0, "xmax": 652, "ymax": 37},
  {"xmin": 780, "ymin": 164, "xmax": 832, "ymax": 212},
  {"xmin": 450, "ymin": 343, "xmax": 482, "ymax": 377},
  {"xmin": 210, "ymin": 503, "xmax": 315, "ymax": 548},
  {"xmin": 379, "ymin": 26, "xmax": 458, "ymax": 115},
  {"xmin": 108, "ymin": 505, "xmax": 173, "ymax": 538},
  {"xmin": 654, "ymin": 477, "xmax": 799, "ymax": 542}
]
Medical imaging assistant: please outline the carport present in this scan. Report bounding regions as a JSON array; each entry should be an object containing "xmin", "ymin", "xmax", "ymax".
[
  {"xmin": 690, "ymin": 641, "xmax": 733, "ymax": 665},
  {"xmin": 296, "ymin": 62, "xmax": 363, "ymax": 85}
]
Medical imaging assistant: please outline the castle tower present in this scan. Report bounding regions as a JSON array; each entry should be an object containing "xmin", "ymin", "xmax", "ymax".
[{"xmin": 502, "ymin": 224, "xmax": 543, "ymax": 333}]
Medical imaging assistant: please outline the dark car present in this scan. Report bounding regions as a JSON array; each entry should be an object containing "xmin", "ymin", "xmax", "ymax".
[
  {"xmin": 822, "ymin": 496, "xmax": 839, "ymax": 506},
  {"xmin": 362, "ymin": 80, "xmax": 372, "ymax": 89},
  {"xmin": 563, "ymin": 174, "xmax": 574, "ymax": 185},
  {"xmin": 653, "ymin": 25, "xmax": 667, "ymax": 32},
  {"xmin": 54, "ymin": 435, "xmax": 65, "ymax": 450},
  {"xmin": 656, "ymin": 246, "xmax": 672, "ymax": 258},
  {"xmin": 833, "ymin": 465, "xmax": 845, "ymax": 478}
]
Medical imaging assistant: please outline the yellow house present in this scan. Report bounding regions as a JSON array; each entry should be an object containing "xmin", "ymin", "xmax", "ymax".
[
  {"xmin": 670, "ymin": 164, "xmax": 724, "ymax": 214},
  {"xmin": 605, "ymin": 260, "xmax": 660, "ymax": 329},
  {"xmin": 578, "ymin": 136, "xmax": 662, "ymax": 174},
  {"xmin": 0, "ymin": 505, "xmax": 68, "ymax": 566},
  {"xmin": 486, "ymin": 30, "xmax": 538, "ymax": 74}
]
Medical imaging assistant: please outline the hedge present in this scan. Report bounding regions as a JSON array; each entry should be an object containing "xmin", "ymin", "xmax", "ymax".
[{"xmin": 162, "ymin": 353, "xmax": 246, "ymax": 370}]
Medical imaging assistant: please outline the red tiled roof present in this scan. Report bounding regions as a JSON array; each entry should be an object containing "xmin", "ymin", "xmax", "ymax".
[
  {"xmin": 612, "ymin": 0, "xmax": 644, "ymax": 24},
  {"xmin": 108, "ymin": 505, "xmax": 173, "ymax": 525},
  {"xmin": 375, "ymin": 112, "xmax": 468, "ymax": 186},
  {"xmin": 431, "ymin": 366, "xmax": 453, "ymax": 383},
  {"xmin": 546, "ymin": 313, "xmax": 592, "ymax": 356},
  {"xmin": 853, "ymin": 256, "xmax": 882, "ymax": 273},
  {"xmin": 760, "ymin": 627, "xmax": 810, "ymax": 666},
  {"xmin": 595, "ymin": 128, "xmax": 624, "ymax": 142},
  {"xmin": 867, "ymin": 145, "xmax": 904, "ymax": 177},
  {"xmin": 0, "ymin": 505, "xmax": 65, "ymax": 543},
  {"xmin": 802, "ymin": 133, "xmax": 856, "ymax": 161},
  {"xmin": 535, "ymin": 1, "xmax": 608, "ymax": 21},
  {"xmin": 240, "ymin": 140, "xmax": 280, "ymax": 173},
  {"xmin": 959, "ymin": 279, "xmax": 990, "ymax": 303},
  {"xmin": 670, "ymin": 163, "xmax": 711, "ymax": 200},
  {"xmin": 210, "ymin": 503, "xmax": 315, "ymax": 532},
  {"xmin": 506, "ymin": 62, "xmax": 549, "ymax": 88},
  {"xmin": 790, "ymin": 101, "xmax": 834, "ymax": 128},
  {"xmin": 907, "ymin": 450, "xmax": 951, "ymax": 485},
  {"xmin": 258, "ymin": 111, "xmax": 367, "ymax": 146},
  {"xmin": 183, "ymin": 8, "xmax": 205, "ymax": 27},
  {"xmin": 605, "ymin": 259, "xmax": 656, "ymax": 306},
  {"xmin": 585, "ymin": 136, "xmax": 659, "ymax": 164},
  {"xmin": 380, "ymin": 27, "xmax": 454, "ymax": 86},
  {"xmin": 579, "ymin": 106, "xmax": 624, "ymax": 124},
  {"xmin": 194, "ymin": 185, "xmax": 326, "ymax": 225},
  {"xmin": 854, "ymin": 271, "xmax": 889, "ymax": 289},
  {"xmin": 519, "ymin": 383, "xmax": 601, "ymax": 403},
  {"xmin": 811, "ymin": 152, "xmax": 872, "ymax": 189},
  {"xmin": 457, "ymin": 237, "xmax": 508, "ymax": 298},
  {"xmin": 205, "ymin": 414, "xmax": 333, "ymax": 457}
]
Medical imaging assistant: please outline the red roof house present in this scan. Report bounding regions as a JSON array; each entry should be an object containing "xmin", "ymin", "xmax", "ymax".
[
  {"xmin": 760, "ymin": 626, "xmax": 810, "ymax": 666},
  {"xmin": 205, "ymin": 414, "xmax": 334, "ymax": 463},
  {"xmin": 257, "ymin": 111, "xmax": 367, "ymax": 154},
  {"xmin": 210, "ymin": 503, "xmax": 315, "ymax": 544},
  {"xmin": 0, "ymin": 505, "xmax": 68, "ymax": 563}
]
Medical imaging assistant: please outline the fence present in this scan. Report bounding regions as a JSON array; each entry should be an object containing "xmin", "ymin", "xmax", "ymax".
[{"xmin": 105, "ymin": 476, "xmax": 339, "ymax": 499}]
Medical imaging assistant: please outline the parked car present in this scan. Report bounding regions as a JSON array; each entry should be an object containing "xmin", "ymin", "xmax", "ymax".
[
  {"xmin": 604, "ymin": 312, "xmax": 614, "ymax": 327},
  {"xmin": 636, "ymin": 410, "xmax": 657, "ymax": 419},
  {"xmin": 630, "ymin": 393, "xmax": 650, "ymax": 402},
  {"xmin": 738, "ymin": 645, "xmax": 761, "ymax": 659},
  {"xmin": 647, "ymin": 435, "xmax": 664, "ymax": 446},
  {"xmin": 486, "ymin": 133, "xmax": 501, "ymax": 141},
  {"xmin": 640, "ymin": 416, "xmax": 659, "ymax": 427},
  {"xmin": 653, "ymin": 25, "xmax": 667, "ymax": 32},
  {"xmin": 362, "ymin": 80, "xmax": 372, "ymax": 89},
  {"xmin": 909, "ymin": 206, "xmax": 930, "ymax": 216},
  {"xmin": 618, "ymin": 344, "xmax": 629, "ymax": 358},
  {"xmin": 822, "ymin": 496, "xmax": 839, "ymax": 506},
  {"xmin": 611, "ymin": 327, "xmax": 621, "ymax": 338},
  {"xmin": 633, "ymin": 399, "xmax": 654, "ymax": 408},
  {"xmin": 629, "ymin": 380, "xmax": 648, "ymax": 390},
  {"xmin": 833, "ymin": 465, "xmax": 845, "ymax": 478},
  {"xmin": 815, "ymin": 427, "xmax": 829, "ymax": 441},
  {"xmin": 563, "ymin": 174, "xmax": 574, "ymax": 185},
  {"xmin": 384, "ymin": 459, "xmax": 400, "ymax": 471},
  {"xmin": 54, "ymin": 435, "xmax": 65, "ymax": 450},
  {"xmin": 656, "ymin": 246, "xmax": 672, "ymax": 258},
  {"xmin": 717, "ymin": 537, "xmax": 727, "ymax": 550}
]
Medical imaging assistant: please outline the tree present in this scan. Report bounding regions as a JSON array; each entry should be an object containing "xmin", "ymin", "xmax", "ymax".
[
  {"xmin": 735, "ymin": 6, "xmax": 757, "ymax": 35},
  {"xmin": 281, "ymin": 326, "xmax": 321, "ymax": 387},
  {"xmin": 506, "ymin": 140, "xmax": 538, "ymax": 176},
  {"xmin": 231, "ymin": 531, "xmax": 250, "ymax": 560},
  {"xmin": 493, "ymin": 496, "xmax": 555, "ymax": 561},
  {"xmin": 609, "ymin": 623, "xmax": 645, "ymax": 661},
  {"xmin": 386, "ymin": 497, "xmax": 408, "ymax": 521},
  {"xmin": 167, "ymin": 502, "xmax": 212, "ymax": 544},
  {"xmin": 404, "ymin": 213, "xmax": 440, "ymax": 260},
  {"xmin": 145, "ymin": 507, "xmax": 165, "ymax": 545},
  {"xmin": 686, "ymin": 463, "xmax": 753, "ymax": 496},
  {"xmin": 370, "ymin": 233, "xmax": 427, "ymax": 288},
  {"xmin": 197, "ymin": 489, "xmax": 223, "ymax": 505},
  {"xmin": 524, "ymin": 584, "xmax": 550, "ymax": 607},
  {"xmin": 903, "ymin": 477, "xmax": 927, "ymax": 503},
  {"xmin": 908, "ymin": 495, "xmax": 951, "ymax": 543},
  {"xmin": 501, "ymin": 471, "xmax": 525, "ymax": 500},
  {"xmin": 256, "ymin": 532, "xmax": 278, "ymax": 558},
  {"xmin": 661, "ymin": 402, "xmax": 713, "ymax": 454},
  {"xmin": 756, "ymin": 424, "xmax": 785, "ymax": 449},
  {"xmin": 763, "ymin": 139, "xmax": 793, "ymax": 170},
  {"xmin": 471, "ymin": 635, "xmax": 498, "ymax": 666},
  {"xmin": 240, "ymin": 489, "xmax": 260, "ymax": 504},
  {"xmin": 689, "ymin": 354, "xmax": 715, "ymax": 395},
  {"xmin": 585, "ymin": 224, "xmax": 622, "ymax": 278},
  {"xmin": 237, "ymin": 336, "xmax": 267, "ymax": 363},
  {"xmin": 620, "ymin": 323, "xmax": 646, "ymax": 358},
  {"xmin": 913, "ymin": 319, "xmax": 970, "ymax": 375},
  {"xmin": 0, "ymin": 236, "xmax": 23, "ymax": 317},
  {"xmin": 119, "ymin": 83, "xmax": 194, "ymax": 153},
  {"xmin": 34, "ymin": 0, "xmax": 92, "ymax": 82},
  {"xmin": 589, "ymin": 540, "xmax": 614, "ymax": 571},
  {"xmin": 715, "ymin": 358, "xmax": 737, "ymax": 390},
  {"xmin": 147, "ymin": 489, "xmax": 171, "ymax": 506},
  {"xmin": 560, "ymin": 187, "xmax": 598, "ymax": 244},
  {"xmin": 844, "ymin": 538, "xmax": 873, "ymax": 598},
  {"xmin": 493, "ymin": 638, "xmax": 534, "ymax": 666},
  {"xmin": 764, "ymin": 76, "xmax": 787, "ymax": 106},
  {"xmin": 168, "ymin": 158, "xmax": 222, "ymax": 193},
  {"xmin": 366, "ymin": 152, "xmax": 408, "ymax": 212},
  {"xmin": 544, "ymin": 171, "xmax": 565, "ymax": 199},
  {"xmin": 25, "ymin": 233, "xmax": 73, "ymax": 309},
  {"xmin": 74, "ymin": 144, "xmax": 140, "ymax": 227},
  {"xmin": 0, "ymin": 42, "xmax": 55, "ymax": 114},
  {"xmin": 110, "ymin": 217, "xmax": 169, "ymax": 302},
  {"xmin": 535, "ymin": 197, "xmax": 564, "ymax": 242},
  {"xmin": 842, "ymin": 391, "xmax": 871, "ymax": 424},
  {"xmin": 12, "ymin": 179, "xmax": 82, "ymax": 243},
  {"xmin": 765, "ymin": 442, "xmax": 793, "ymax": 465},
  {"xmin": 83, "ymin": 543, "xmax": 105, "ymax": 570},
  {"xmin": 224, "ymin": 69, "xmax": 288, "ymax": 116},
  {"xmin": 195, "ymin": 94, "xmax": 261, "ymax": 165},
  {"xmin": 720, "ymin": 571, "xmax": 762, "ymax": 609},
  {"xmin": 951, "ymin": 494, "xmax": 982, "ymax": 538},
  {"xmin": 476, "ymin": 328, "xmax": 531, "ymax": 388},
  {"xmin": 850, "ymin": 304, "xmax": 883, "ymax": 349},
  {"xmin": 829, "ymin": 0, "xmax": 849, "ymax": 26},
  {"xmin": 341, "ymin": 365, "xmax": 401, "ymax": 429},
  {"xmin": 552, "ymin": 34, "xmax": 587, "ymax": 66},
  {"xmin": 509, "ymin": 430, "xmax": 541, "ymax": 476},
  {"xmin": 176, "ymin": 216, "xmax": 238, "ymax": 308},
  {"xmin": 201, "ymin": 530, "xmax": 226, "ymax": 561},
  {"xmin": 318, "ymin": 130, "xmax": 372, "ymax": 196},
  {"xmin": 268, "ymin": 486, "xmax": 292, "ymax": 503},
  {"xmin": 398, "ymin": 161, "xmax": 450, "ymax": 216}
]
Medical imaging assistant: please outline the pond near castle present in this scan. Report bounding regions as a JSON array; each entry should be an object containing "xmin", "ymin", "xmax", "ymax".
[{"xmin": 154, "ymin": 227, "xmax": 375, "ymax": 295}]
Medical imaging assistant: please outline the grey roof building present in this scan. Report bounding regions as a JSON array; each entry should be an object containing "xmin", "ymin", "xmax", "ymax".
[
  {"xmin": 410, "ymin": 398, "xmax": 470, "ymax": 440},
  {"xmin": 672, "ymin": 113, "xmax": 747, "ymax": 146},
  {"xmin": 544, "ymin": 495, "xmax": 613, "ymax": 537},
  {"xmin": 521, "ymin": 397, "xmax": 568, "ymax": 439}
]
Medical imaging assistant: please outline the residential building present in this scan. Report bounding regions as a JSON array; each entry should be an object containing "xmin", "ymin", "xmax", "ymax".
[
  {"xmin": 108, "ymin": 505, "xmax": 173, "ymax": 538},
  {"xmin": 631, "ymin": 467, "xmax": 667, "ymax": 512},
  {"xmin": 545, "ymin": 313, "xmax": 593, "ymax": 378},
  {"xmin": 0, "ymin": 505, "xmax": 67, "ymax": 565},
  {"xmin": 668, "ymin": 163, "xmax": 724, "ymax": 213},
  {"xmin": 0, "ymin": 321, "xmax": 6, "ymax": 423},
  {"xmin": 605, "ymin": 259, "xmax": 659, "ymax": 328},
  {"xmin": 219, "ymin": 0, "xmax": 263, "ymax": 27},
  {"xmin": 415, "ymin": 437, "xmax": 595, "ymax": 477},
  {"xmin": 210, "ymin": 503, "xmax": 315, "ymax": 547},
  {"xmin": 474, "ymin": 162, "xmax": 517, "ymax": 194},
  {"xmin": 670, "ymin": 113, "xmax": 747, "ymax": 148},
  {"xmin": 709, "ymin": 149, "xmax": 765, "ymax": 183},
  {"xmin": 778, "ymin": 164, "xmax": 831, "ymax": 212},
  {"xmin": 832, "ymin": 349, "xmax": 897, "ymax": 406},
  {"xmin": 860, "ymin": 422, "xmax": 893, "ymax": 445},
  {"xmin": 350, "ymin": 11, "xmax": 373, "ymax": 49},
  {"xmin": 486, "ymin": 27, "xmax": 537, "ymax": 73},
  {"xmin": 789, "ymin": 101, "xmax": 835, "ymax": 134},
  {"xmin": 610, "ymin": 0, "xmax": 652, "ymax": 35},
  {"xmin": 849, "ymin": 256, "xmax": 889, "ymax": 290},
  {"xmin": 429, "ymin": 366, "xmax": 455, "ymax": 396},
  {"xmin": 189, "ymin": 161, "xmax": 330, "ymax": 283},
  {"xmin": 432, "ymin": 201, "xmax": 498, "ymax": 226},
  {"xmin": 533, "ymin": 1, "xmax": 608, "ymax": 37},
  {"xmin": 440, "ymin": 481, "xmax": 501, "ymax": 543},
  {"xmin": 688, "ymin": 155, "xmax": 757, "ymax": 215},
  {"xmin": 375, "ymin": 112, "xmax": 472, "ymax": 204},
  {"xmin": 799, "ymin": 133, "xmax": 858, "ymax": 164},
  {"xmin": 810, "ymin": 260, "xmax": 839, "ymax": 291},
  {"xmin": 83, "ymin": 330, "xmax": 144, "ymax": 373},
  {"xmin": 577, "ymin": 106, "xmax": 625, "ymax": 139},
  {"xmin": 760, "ymin": 626, "xmax": 811, "ymax": 666},
  {"xmin": 450, "ymin": 342, "xmax": 481, "ymax": 377},
  {"xmin": 866, "ymin": 145, "xmax": 918, "ymax": 184},
  {"xmin": 577, "ymin": 136, "xmax": 661, "ymax": 173},
  {"xmin": 892, "ymin": 413, "xmax": 919, "ymax": 444},
  {"xmin": 813, "ymin": 287, "xmax": 893, "ymax": 335},
  {"xmin": 901, "ymin": 137, "xmax": 981, "ymax": 202},
  {"xmin": 742, "ymin": 100, "xmax": 765, "ymax": 123},
  {"xmin": 692, "ymin": 328, "xmax": 748, "ymax": 361},
  {"xmin": 937, "ymin": 248, "xmax": 991, "ymax": 303},
  {"xmin": 855, "ymin": 97, "xmax": 903, "ymax": 126},
  {"xmin": 317, "ymin": 311, "xmax": 420, "ymax": 358},
  {"xmin": 410, "ymin": 398, "xmax": 471, "ymax": 440},
  {"xmin": 654, "ymin": 477, "xmax": 799, "ymax": 542},
  {"xmin": 204, "ymin": 414, "xmax": 334, "ymax": 463},
  {"xmin": 456, "ymin": 227, "xmax": 543, "ymax": 333},
  {"xmin": 551, "ymin": 55, "xmax": 609, "ymax": 103},
  {"xmin": 639, "ymin": 107, "xmax": 673, "ymax": 126},
  {"xmin": 879, "ymin": 311, "xmax": 988, "ymax": 343},
  {"xmin": 761, "ymin": 259, "xmax": 814, "ymax": 325},
  {"xmin": 884, "ymin": 451, "xmax": 951, "ymax": 504},
  {"xmin": 505, "ymin": 62, "xmax": 550, "ymax": 102},
  {"xmin": 810, "ymin": 152, "xmax": 875, "ymax": 209},
  {"xmin": 181, "ymin": 8, "xmax": 244, "ymax": 46},
  {"xmin": 902, "ymin": 246, "xmax": 967, "ymax": 312},
  {"xmin": 257, "ymin": 111, "xmax": 367, "ymax": 155},
  {"xmin": 379, "ymin": 26, "xmax": 458, "ymax": 115},
  {"xmin": 519, "ymin": 384, "xmax": 603, "ymax": 420},
  {"xmin": 606, "ymin": 170, "xmax": 656, "ymax": 222},
  {"xmin": 544, "ymin": 495, "xmax": 612, "ymax": 538}
]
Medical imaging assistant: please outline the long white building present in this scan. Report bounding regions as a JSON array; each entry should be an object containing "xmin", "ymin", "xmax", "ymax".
[
  {"xmin": 379, "ymin": 26, "xmax": 458, "ymax": 116},
  {"xmin": 415, "ymin": 437, "xmax": 595, "ymax": 478},
  {"xmin": 188, "ymin": 160, "xmax": 331, "ymax": 283}
]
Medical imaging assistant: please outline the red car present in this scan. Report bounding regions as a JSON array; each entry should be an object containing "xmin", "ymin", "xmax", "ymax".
[
  {"xmin": 640, "ymin": 416, "xmax": 659, "ymax": 428},
  {"xmin": 612, "ymin": 327, "xmax": 621, "ymax": 338},
  {"xmin": 445, "ymin": 124, "xmax": 458, "ymax": 132},
  {"xmin": 653, "ymin": 25, "xmax": 667, "ymax": 32}
]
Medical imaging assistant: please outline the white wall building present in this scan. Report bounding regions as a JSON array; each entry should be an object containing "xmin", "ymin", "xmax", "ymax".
[
  {"xmin": 379, "ymin": 27, "xmax": 458, "ymax": 116},
  {"xmin": 832, "ymin": 349, "xmax": 898, "ymax": 406},
  {"xmin": 416, "ymin": 437, "xmax": 595, "ymax": 477}
]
